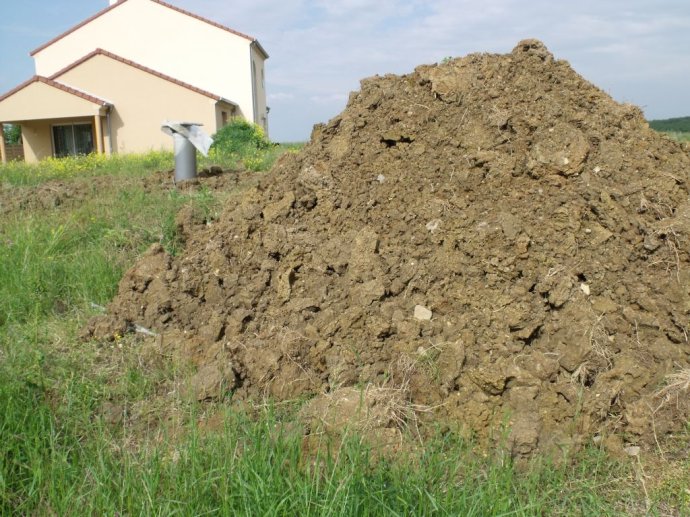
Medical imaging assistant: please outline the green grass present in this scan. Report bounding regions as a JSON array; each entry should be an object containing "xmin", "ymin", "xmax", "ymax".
[
  {"xmin": 0, "ymin": 151, "xmax": 175, "ymax": 186},
  {"xmin": 0, "ymin": 184, "xmax": 221, "ymax": 326},
  {"xmin": 0, "ymin": 332, "xmax": 634, "ymax": 515},
  {"xmin": 663, "ymin": 131, "xmax": 690, "ymax": 143},
  {"xmin": 0, "ymin": 143, "xmax": 301, "ymax": 186},
  {"xmin": 0, "ymin": 149, "xmax": 686, "ymax": 515}
]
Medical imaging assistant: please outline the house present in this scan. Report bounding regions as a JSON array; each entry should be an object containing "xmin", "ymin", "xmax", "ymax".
[{"xmin": 0, "ymin": 0, "xmax": 268, "ymax": 163}]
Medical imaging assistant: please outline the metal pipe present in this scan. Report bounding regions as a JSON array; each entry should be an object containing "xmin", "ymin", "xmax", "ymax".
[{"xmin": 173, "ymin": 132, "xmax": 196, "ymax": 181}]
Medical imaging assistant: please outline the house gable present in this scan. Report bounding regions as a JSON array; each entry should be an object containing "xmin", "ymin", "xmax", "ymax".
[
  {"xmin": 29, "ymin": 0, "xmax": 264, "ymax": 124},
  {"xmin": 30, "ymin": 0, "xmax": 267, "ymax": 58},
  {"xmin": 52, "ymin": 50, "xmax": 233, "ymax": 154},
  {"xmin": 50, "ymin": 49, "xmax": 230, "ymax": 102},
  {"xmin": 0, "ymin": 76, "xmax": 107, "ymax": 122}
]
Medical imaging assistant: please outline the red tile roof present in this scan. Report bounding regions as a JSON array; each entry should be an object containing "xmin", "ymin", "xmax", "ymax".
[
  {"xmin": 30, "ymin": 0, "xmax": 268, "ymax": 58},
  {"xmin": 49, "ymin": 48, "xmax": 236, "ymax": 105},
  {"xmin": 0, "ymin": 75, "xmax": 109, "ymax": 105}
]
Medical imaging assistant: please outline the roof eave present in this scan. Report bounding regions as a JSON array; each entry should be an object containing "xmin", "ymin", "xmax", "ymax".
[
  {"xmin": 252, "ymin": 40, "xmax": 270, "ymax": 60},
  {"xmin": 217, "ymin": 97, "xmax": 239, "ymax": 108},
  {"xmin": 0, "ymin": 76, "xmax": 110, "ymax": 122},
  {"xmin": 0, "ymin": 75, "xmax": 41, "ymax": 103}
]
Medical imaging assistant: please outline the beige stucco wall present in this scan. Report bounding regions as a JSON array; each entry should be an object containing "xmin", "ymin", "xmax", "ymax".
[
  {"xmin": 20, "ymin": 121, "xmax": 52, "ymax": 162},
  {"xmin": 33, "ymin": 0, "xmax": 265, "ymax": 130},
  {"xmin": 56, "ymin": 53, "xmax": 221, "ymax": 154},
  {"xmin": 0, "ymin": 81, "xmax": 101, "ymax": 122}
]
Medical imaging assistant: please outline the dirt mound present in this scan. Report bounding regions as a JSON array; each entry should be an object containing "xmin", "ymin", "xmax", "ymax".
[{"xmin": 86, "ymin": 40, "xmax": 690, "ymax": 456}]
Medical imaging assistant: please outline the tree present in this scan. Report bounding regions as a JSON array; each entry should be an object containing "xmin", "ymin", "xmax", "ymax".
[{"xmin": 3, "ymin": 124, "xmax": 21, "ymax": 145}]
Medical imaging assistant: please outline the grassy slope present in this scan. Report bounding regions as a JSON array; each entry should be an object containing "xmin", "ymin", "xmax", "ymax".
[{"xmin": 1, "ymin": 151, "xmax": 688, "ymax": 515}]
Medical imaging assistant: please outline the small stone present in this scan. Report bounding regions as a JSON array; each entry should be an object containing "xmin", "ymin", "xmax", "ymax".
[
  {"xmin": 414, "ymin": 305, "xmax": 433, "ymax": 321},
  {"xmin": 643, "ymin": 234, "xmax": 661, "ymax": 251},
  {"xmin": 580, "ymin": 283, "xmax": 590, "ymax": 296},
  {"xmin": 376, "ymin": 174, "xmax": 385, "ymax": 183},
  {"xmin": 624, "ymin": 445, "xmax": 640, "ymax": 457},
  {"xmin": 426, "ymin": 219, "xmax": 441, "ymax": 232}
]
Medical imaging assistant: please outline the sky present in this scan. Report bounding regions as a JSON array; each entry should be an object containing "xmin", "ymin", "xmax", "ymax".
[{"xmin": 1, "ymin": 1, "xmax": 689, "ymax": 142}]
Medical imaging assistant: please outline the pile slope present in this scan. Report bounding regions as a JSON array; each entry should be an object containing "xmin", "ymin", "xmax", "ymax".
[{"xmin": 88, "ymin": 40, "xmax": 690, "ymax": 456}]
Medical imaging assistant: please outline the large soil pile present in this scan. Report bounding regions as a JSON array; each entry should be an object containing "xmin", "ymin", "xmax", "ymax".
[{"xmin": 87, "ymin": 40, "xmax": 690, "ymax": 456}]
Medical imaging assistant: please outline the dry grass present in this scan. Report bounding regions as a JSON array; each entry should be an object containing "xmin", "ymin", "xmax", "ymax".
[
  {"xmin": 654, "ymin": 368, "xmax": 690, "ymax": 410},
  {"xmin": 299, "ymin": 351, "xmax": 438, "ymax": 458},
  {"xmin": 640, "ymin": 192, "xmax": 687, "ymax": 281},
  {"xmin": 571, "ymin": 311, "xmax": 615, "ymax": 387}
]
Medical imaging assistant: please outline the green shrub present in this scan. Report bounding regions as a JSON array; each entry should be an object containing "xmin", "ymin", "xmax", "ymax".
[{"xmin": 210, "ymin": 119, "xmax": 270, "ymax": 157}]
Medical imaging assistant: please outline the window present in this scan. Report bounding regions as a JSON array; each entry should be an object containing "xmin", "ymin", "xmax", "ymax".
[
  {"xmin": 52, "ymin": 123, "xmax": 94, "ymax": 157},
  {"xmin": 221, "ymin": 111, "xmax": 228, "ymax": 126}
]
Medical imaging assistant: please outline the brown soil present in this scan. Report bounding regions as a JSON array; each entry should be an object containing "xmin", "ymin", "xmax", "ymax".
[{"xmin": 85, "ymin": 40, "xmax": 690, "ymax": 457}]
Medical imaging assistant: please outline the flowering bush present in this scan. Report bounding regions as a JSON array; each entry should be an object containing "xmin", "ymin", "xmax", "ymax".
[{"xmin": 0, "ymin": 151, "xmax": 174, "ymax": 186}]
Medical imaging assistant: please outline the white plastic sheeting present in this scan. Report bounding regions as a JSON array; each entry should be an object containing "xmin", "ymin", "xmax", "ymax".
[{"xmin": 161, "ymin": 121, "xmax": 213, "ymax": 156}]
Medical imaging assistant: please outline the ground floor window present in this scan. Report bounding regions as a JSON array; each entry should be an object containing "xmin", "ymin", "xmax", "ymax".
[{"xmin": 52, "ymin": 123, "xmax": 93, "ymax": 157}]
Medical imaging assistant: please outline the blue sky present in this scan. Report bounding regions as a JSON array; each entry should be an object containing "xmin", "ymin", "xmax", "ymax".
[{"xmin": 1, "ymin": 0, "xmax": 689, "ymax": 142}]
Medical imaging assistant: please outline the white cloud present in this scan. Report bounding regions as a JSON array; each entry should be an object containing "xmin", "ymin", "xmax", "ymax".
[
  {"xmin": 308, "ymin": 93, "xmax": 349, "ymax": 105},
  {"xmin": 268, "ymin": 92, "xmax": 296, "ymax": 102},
  {"xmin": 115, "ymin": 1, "xmax": 690, "ymax": 139}
]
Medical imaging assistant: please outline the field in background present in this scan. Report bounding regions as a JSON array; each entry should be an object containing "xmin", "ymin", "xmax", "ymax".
[
  {"xmin": 1, "ymin": 147, "xmax": 689, "ymax": 515},
  {"xmin": 649, "ymin": 116, "xmax": 690, "ymax": 133},
  {"xmin": 666, "ymin": 131, "xmax": 690, "ymax": 143},
  {"xmin": 649, "ymin": 116, "xmax": 690, "ymax": 143}
]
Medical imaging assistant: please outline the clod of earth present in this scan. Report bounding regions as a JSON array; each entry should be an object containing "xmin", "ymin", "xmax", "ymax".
[{"xmin": 85, "ymin": 39, "xmax": 690, "ymax": 457}]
